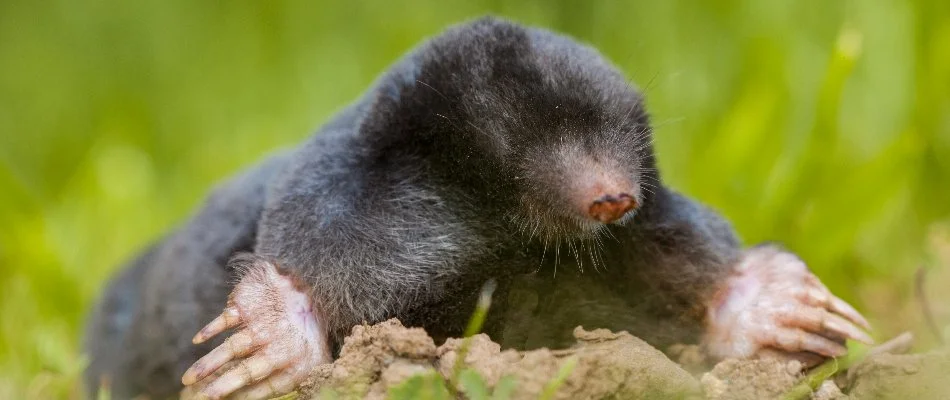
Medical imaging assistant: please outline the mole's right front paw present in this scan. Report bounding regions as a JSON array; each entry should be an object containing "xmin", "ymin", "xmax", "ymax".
[{"xmin": 181, "ymin": 255, "xmax": 332, "ymax": 399}]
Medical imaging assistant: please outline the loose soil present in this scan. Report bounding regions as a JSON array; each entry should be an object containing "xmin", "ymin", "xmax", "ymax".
[{"xmin": 181, "ymin": 319, "xmax": 949, "ymax": 399}]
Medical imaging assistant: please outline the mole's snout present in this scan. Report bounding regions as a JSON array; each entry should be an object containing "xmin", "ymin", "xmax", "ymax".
[{"xmin": 588, "ymin": 193, "xmax": 637, "ymax": 223}]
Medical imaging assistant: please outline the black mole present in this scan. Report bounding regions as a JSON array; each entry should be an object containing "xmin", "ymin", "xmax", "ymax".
[{"xmin": 83, "ymin": 16, "xmax": 871, "ymax": 400}]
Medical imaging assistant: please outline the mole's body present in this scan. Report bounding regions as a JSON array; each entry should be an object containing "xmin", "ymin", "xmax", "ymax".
[{"xmin": 83, "ymin": 17, "xmax": 871, "ymax": 400}]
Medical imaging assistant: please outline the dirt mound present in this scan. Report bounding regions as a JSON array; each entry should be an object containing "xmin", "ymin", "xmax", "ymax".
[
  {"xmin": 181, "ymin": 320, "xmax": 949, "ymax": 399},
  {"xmin": 300, "ymin": 319, "xmax": 701, "ymax": 399}
]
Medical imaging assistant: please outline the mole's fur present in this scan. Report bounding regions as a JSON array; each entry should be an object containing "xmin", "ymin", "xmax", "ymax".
[{"xmin": 84, "ymin": 17, "xmax": 747, "ymax": 398}]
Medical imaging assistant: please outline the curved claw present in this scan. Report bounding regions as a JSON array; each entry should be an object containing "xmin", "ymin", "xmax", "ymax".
[
  {"xmin": 183, "ymin": 330, "xmax": 258, "ymax": 385},
  {"xmin": 822, "ymin": 311, "xmax": 874, "ymax": 344},
  {"xmin": 799, "ymin": 281, "xmax": 872, "ymax": 331},
  {"xmin": 231, "ymin": 367, "xmax": 302, "ymax": 399},
  {"xmin": 761, "ymin": 327, "xmax": 848, "ymax": 358},
  {"xmin": 828, "ymin": 293, "xmax": 871, "ymax": 331},
  {"xmin": 198, "ymin": 354, "xmax": 281, "ymax": 399},
  {"xmin": 193, "ymin": 306, "xmax": 243, "ymax": 344},
  {"xmin": 777, "ymin": 305, "xmax": 874, "ymax": 345}
]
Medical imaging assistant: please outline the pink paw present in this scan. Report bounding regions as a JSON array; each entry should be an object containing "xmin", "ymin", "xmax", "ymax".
[
  {"xmin": 181, "ymin": 256, "xmax": 331, "ymax": 399},
  {"xmin": 703, "ymin": 246, "xmax": 872, "ymax": 364}
]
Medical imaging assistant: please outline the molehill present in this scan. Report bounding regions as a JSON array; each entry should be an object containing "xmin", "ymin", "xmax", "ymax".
[{"xmin": 180, "ymin": 319, "xmax": 950, "ymax": 400}]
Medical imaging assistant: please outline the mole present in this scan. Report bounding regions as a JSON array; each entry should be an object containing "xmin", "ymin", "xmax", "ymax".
[{"xmin": 82, "ymin": 16, "xmax": 872, "ymax": 400}]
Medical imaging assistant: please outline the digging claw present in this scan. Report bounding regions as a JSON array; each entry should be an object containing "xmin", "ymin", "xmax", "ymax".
[
  {"xmin": 828, "ymin": 292, "xmax": 872, "ymax": 331},
  {"xmin": 192, "ymin": 306, "xmax": 242, "ymax": 345},
  {"xmin": 182, "ymin": 330, "xmax": 257, "ymax": 386}
]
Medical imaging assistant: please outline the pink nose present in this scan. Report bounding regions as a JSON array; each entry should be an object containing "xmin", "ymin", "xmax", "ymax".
[{"xmin": 588, "ymin": 193, "xmax": 637, "ymax": 223}]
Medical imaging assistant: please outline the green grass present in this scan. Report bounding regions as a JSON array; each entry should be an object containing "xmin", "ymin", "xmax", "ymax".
[{"xmin": 1, "ymin": 0, "xmax": 949, "ymax": 397}]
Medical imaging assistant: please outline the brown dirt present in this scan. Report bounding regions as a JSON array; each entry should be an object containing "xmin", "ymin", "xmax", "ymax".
[
  {"xmin": 700, "ymin": 358, "xmax": 804, "ymax": 400},
  {"xmin": 181, "ymin": 320, "xmax": 950, "ymax": 399},
  {"xmin": 299, "ymin": 319, "xmax": 701, "ymax": 399}
]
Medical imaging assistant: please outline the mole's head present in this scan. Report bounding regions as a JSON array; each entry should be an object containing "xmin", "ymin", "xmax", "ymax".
[
  {"xmin": 495, "ymin": 91, "xmax": 656, "ymax": 240},
  {"xmin": 509, "ymin": 118, "xmax": 653, "ymax": 235},
  {"xmin": 372, "ymin": 17, "xmax": 659, "ymax": 239}
]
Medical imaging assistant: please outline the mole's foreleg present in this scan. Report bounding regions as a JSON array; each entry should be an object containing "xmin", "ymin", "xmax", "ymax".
[
  {"xmin": 181, "ymin": 254, "xmax": 331, "ymax": 399},
  {"xmin": 703, "ymin": 245, "xmax": 873, "ymax": 364}
]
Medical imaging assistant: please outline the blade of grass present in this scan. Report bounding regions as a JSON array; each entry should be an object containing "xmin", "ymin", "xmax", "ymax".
[{"xmin": 448, "ymin": 279, "xmax": 497, "ymax": 396}]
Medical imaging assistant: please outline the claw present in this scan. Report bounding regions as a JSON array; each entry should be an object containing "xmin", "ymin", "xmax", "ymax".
[
  {"xmin": 797, "ymin": 280, "xmax": 873, "ymax": 333},
  {"xmin": 198, "ymin": 355, "xmax": 281, "ymax": 399},
  {"xmin": 829, "ymin": 293, "xmax": 872, "ymax": 331},
  {"xmin": 763, "ymin": 328, "xmax": 847, "ymax": 357},
  {"xmin": 777, "ymin": 305, "xmax": 873, "ymax": 345},
  {"xmin": 194, "ymin": 306, "xmax": 242, "ymax": 344},
  {"xmin": 183, "ymin": 330, "xmax": 258, "ymax": 385},
  {"xmin": 801, "ymin": 279, "xmax": 872, "ymax": 332},
  {"xmin": 231, "ymin": 369, "xmax": 301, "ymax": 399},
  {"xmin": 822, "ymin": 312, "xmax": 874, "ymax": 344},
  {"xmin": 798, "ymin": 286, "xmax": 831, "ymax": 308}
]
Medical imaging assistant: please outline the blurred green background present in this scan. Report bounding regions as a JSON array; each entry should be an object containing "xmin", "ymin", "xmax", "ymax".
[{"xmin": 1, "ymin": 0, "xmax": 949, "ymax": 397}]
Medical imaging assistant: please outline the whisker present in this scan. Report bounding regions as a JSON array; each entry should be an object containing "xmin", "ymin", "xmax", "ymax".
[
  {"xmin": 585, "ymin": 238, "xmax": 599, "ymax": 273},
  {"xmin": 529, "ymin": 219, "xmax": 541, "ymax": 243},
  {"xmin": 537, "ymin": 233, "xmax": 550, "ymax": 273},
  {"xmin": 567, "ymin": 237, "xmax": 582, "ymax": 273}
]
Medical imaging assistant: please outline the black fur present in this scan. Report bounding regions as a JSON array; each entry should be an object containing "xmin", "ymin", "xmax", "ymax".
[{"xmin": 83, "ymin": 17, "xmax": 741, "ymax": 399}]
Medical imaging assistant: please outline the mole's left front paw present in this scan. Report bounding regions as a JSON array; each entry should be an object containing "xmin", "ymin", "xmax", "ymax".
[
  {"xmin": 703, "ymin": 246, "xmax": 873, "ymax": 363},
  {"xmin": 181, "ymin": 255, "xmax": 332, "ymax": 399}
]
